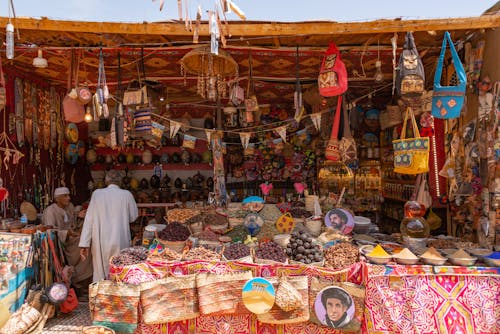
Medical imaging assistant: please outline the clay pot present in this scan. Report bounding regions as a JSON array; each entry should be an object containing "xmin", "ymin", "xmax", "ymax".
[
  {"xmin": 140, "ymin": 178, "xmax": 149, "ymax": 189},
  {"xmin": 142, "ymin": 150, "xmax": 153, "ymax": 164},
  {"xmin": 150, "ymin": 175, "xmax": 161, "ymax": 189}
]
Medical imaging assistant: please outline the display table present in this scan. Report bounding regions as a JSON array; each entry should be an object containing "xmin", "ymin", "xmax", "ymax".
[
  {"xmin": 110, "ymin": 260, "xmax": 364, "ymax": 334},
  {"xmin": 108, "ymin": 260, "xmax": 500, "ymax": 334},
  {"xmin": 364, "ymin": 264, "xmax": 500, "ymax": 334}
]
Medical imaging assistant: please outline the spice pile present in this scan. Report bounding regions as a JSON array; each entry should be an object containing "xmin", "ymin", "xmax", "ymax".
[
  {"xmin": 323, "ymin": 242, "xmax": 359, "ymax": 270},
  {"xmin": 255, "ymin": 241, "xmax": 287, "ymax": 263},
  {"xmin": 158, "ymin": 222, "xmax": 191, "ymax": 241},
  {"xmin": 111, "ymin": 247, "xmax": 148, "ymax": 266}
]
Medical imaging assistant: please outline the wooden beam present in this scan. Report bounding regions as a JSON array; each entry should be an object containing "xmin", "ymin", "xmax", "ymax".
[{"xmin": 0, "ymin": 15, "xmax": 498, "ymax": 38}]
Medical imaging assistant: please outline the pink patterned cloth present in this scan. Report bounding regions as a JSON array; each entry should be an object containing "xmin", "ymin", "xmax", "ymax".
[{"xmin": 364, "ymin": 264, "xmax": 500, "ymax": 334}]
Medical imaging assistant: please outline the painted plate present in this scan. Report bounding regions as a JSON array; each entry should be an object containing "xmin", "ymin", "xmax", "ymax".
[
  {"xmin": 65, "ymin": 122, "xmax": 79, "ymax": 143},
  {"xmin": 242, "ymin": 277, "xmax": 275, "ymax": 314}
]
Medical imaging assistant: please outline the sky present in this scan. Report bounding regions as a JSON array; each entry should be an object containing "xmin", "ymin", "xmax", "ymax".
[{"xmin": 0, "ymin": 0, "xmax": 497, "ymax": 23}]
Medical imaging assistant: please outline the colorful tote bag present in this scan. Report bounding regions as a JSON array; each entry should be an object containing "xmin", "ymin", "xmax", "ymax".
[
  {"xmin": 392, "ymin": 107, "xmax": 429, "ymax": 174},
  {"xmin": 431, "ymin": 31, "xmax": 467, "ymax": 119},
  {"xmin": 318, "ymin": 42, "xmax": 348, "ymax": 97}
]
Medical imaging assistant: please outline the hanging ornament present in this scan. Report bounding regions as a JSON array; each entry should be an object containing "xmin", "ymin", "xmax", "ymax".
[
  {"xmin": 311, "ymin": 113, "xmax": 322, "ymax": 131},
  {"xmin": 170, "ymin": 121, "xmax": 181, "ymax": 138},
  {"xmin": 276, "ymin": 126, "xmax": 287, "ymax": 143},
  {"xmin": 239, "ymin": 132, "xmax": 251, "ymax": 149},
  {"xmin": 209, "ymin": 11, "xmax": 219, "ymax": 55},
  {"xmin": 205, "ymin": 129, "xmax": 214, "ymax": 148}
]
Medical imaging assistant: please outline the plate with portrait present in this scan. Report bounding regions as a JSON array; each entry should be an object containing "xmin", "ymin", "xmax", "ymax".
[{"xmin": 324, "ymin": 208, "xmax": 354, "ymax": 235}]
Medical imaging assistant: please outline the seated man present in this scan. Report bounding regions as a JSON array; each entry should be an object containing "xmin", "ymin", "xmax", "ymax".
[{"xmin": 43, "ymin": 187, "xmax": 92, "ymax": 300}]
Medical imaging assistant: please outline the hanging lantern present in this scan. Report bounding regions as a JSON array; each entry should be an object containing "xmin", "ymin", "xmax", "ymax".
[{"xmin": 180, "ymin": 46, "xmax": 238, "ymax": 101}]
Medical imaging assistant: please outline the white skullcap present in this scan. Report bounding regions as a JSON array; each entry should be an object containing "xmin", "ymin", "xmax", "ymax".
[{"xmin": 54, "ymin": 187, "xmax": 70, "ymax": 197}]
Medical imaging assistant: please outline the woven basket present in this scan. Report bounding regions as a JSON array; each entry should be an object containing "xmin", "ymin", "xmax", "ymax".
[
  {"xmin": 140, "ymin": 275, "xmax": 199, "ymax": 324},
  {"xmin": 305, "ymin": 195, "xmax": 319, "ymax": 212},
  {"xmin": 257, "ymin": 276, "xmax": 309, "ymax": 325},
  {"xmin": 155, "ymin": 237, "xmax": 186, "ymax": 253},
  {"xmin": 196, "ymin": 271, "xmax": 253, "ymax": 316}
]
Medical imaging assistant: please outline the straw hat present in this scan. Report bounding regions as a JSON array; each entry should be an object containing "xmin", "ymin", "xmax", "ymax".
[{"xmin": 20, "ymin": 201, "xmax": 38, "ymax": 221}]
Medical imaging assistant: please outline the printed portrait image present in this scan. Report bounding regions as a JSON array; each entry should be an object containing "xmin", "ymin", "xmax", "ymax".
[
  {"xmin": 314, "ymin": 286, "xmax": 355, "ymax": 329},
  {"xmin": 325, "ymin": 208, "xmax": 354, "ymax": 235}
]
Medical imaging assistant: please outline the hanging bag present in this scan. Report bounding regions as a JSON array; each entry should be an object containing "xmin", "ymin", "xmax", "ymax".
[
  {"xmin": 0, "ymin": 54, "xmax": 6, "ymax": 110},
  {"xmin": 431, "ymin": 31, "xmax": 467, "ymax": 119},
  {"xmin": 392, "ymin": 107, "xmax": 429, "ymax": 174},
  {"xmin": 339, "ymin": 100, "xmax": 357, "ymax": 163},
  {"xmin": 396, "ymin": 32, "xmax": 425, "ymax": 97},
  {"xmin": 63, "ymin": 49, "xmax": 85, "ymax": 123},
  {"xmin": 244, "ymin": 53, "xmax": 258, "ymax": 123},
  {"xmin": 318, "ymin": 42, "xmax": 348, "ymax": 97},
  {"xmin": 414, "ymin": 173, "xmax": 432, "ymax": 209},
  {"xmin": 325, "ymin": 95, "xmax": 343, "ymax": 161}
]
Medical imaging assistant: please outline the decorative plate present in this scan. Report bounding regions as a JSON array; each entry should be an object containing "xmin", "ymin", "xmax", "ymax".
[
  {"xmin": 242, "ymin": 277, "xmax": 275, "ymax": 314},
  {"xmin": 244, "ymin": 212, "xmax": 264, "ymax": 236}
]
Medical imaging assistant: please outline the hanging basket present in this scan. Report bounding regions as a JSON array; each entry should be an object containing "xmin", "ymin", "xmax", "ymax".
[{"xmin": 180, "ymin": 46, "xmax": 238, "ymax": 77}]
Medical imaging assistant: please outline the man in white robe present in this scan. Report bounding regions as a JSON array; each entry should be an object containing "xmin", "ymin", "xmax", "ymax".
[{"xmin": 79, "ymin": 170, "xmax": 138, "ymax": 282}]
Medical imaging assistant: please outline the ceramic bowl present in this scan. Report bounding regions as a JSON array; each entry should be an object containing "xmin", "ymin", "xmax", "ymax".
[
  {"xmin": 483, "ymin": 257, "xmax": 500, "ymax": 267},
  {"xmin": 420, "ymin": 256, "xmax": 447, "ymax": 266},
  {"xmin": 359, "ymin": 245, "xmax": 374, "ymax": 256},
  {"xmin": 448, "ymin": 257, "xmax": 477, "ymax": 266},
  {"xmin": 468, "ymin": 248, "xmax": 493, "ymax": 258},
  {"xmin": 393, "ymin": 256, "xmax": 420, "ymax": 265},
  {"xmin": 366, "ymin": 254, "xmax": 392, "ymax": 265}
]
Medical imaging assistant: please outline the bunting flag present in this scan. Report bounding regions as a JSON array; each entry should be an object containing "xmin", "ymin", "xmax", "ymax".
[
  {"xmin": 239, "ymin": 132, "xmax": 251, "ymax": 149},
  {"xmin": 276, "ymin": 126, "xmax": 287, "ymax": 143},
  {"xmin": 170, "ymin": 121, "xmax": 181, "ymax": 138},
  {"xmin": 311, "ymin": 112, "xmax": 322, "ymax": 131},
  {"xmin": 151, "ymin": 121, "xmax": 165, "ymax": 140}
]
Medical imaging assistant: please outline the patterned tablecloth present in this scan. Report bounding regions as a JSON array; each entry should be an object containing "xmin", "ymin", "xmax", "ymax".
[
  {"xmin": 108, "ymin": 260, "xmax": 500, "ymax": 334},
  {"xmin": 110, "ymin": 260, "xmax": 365, "ymax": 334},
  {"xmin": 364, "ymin": 264, "xmax": 500, "ymax": 334}
]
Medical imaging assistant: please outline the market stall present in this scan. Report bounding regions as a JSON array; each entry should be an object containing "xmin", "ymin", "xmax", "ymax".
[{"xmin": 0, "ymin": 4, "xmax": 499, "ymax": 334}]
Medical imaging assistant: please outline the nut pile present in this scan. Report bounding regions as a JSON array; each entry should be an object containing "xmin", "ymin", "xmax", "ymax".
[
  {"xmin": 111, "ymin": 247, "xmax": 148, "ymax": 266},
  {"xmin": 158, "ymin": 222, "xmax": 190, "ymax": 241},
  {"xmin": 197, "ymin": 229, "xmax": 220, "ymax": 241},
  {"xmin": 286, "ymin": 231, "xmax": 323, "ymax": 264},
  {"xmin": 184, "ymin": 246, "xmax": 220, "ymax": 261},
  {"xmin": 323, "ymin": 242, "xmax": 359, "ymax": 270},
  {"xmin": 223, "ymin": 243, "xmax": 251, "ymax": 260},
  {"xmin": 255, "ymin": 241, "xmax": 287, "ymax": 263},
  {"xmin": 147, "ymin": 247, "xmax": 182, "ymax": 262},
  {"xmin": 204, "ymin": 213, "xmax": 228, "ymax": 226},
  {"xmin": 167, "ymin": 208, "xmax": 200, "ymax": 223}
]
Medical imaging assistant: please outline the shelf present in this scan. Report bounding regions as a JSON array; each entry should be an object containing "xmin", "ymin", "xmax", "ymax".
[
  {"xmin": 90, "ymin": 163, "xmax": 213, "ymax": 171},
  {"xmin": 383, "ymin": 196, "xmax": 411, "ymax": 202},
  {"xmin": 382, "ymin": 179, "xmax": 416, "ymax": 185},
  {"xmin": 93, "ymin": 145, "xmax": 207, "ymax": 155}
]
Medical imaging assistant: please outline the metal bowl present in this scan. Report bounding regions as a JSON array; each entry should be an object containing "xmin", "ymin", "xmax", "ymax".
[{"xmin": 448, "ymin": 257, "xmax": 477, "ymax": 266}]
